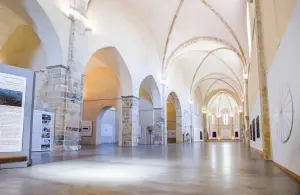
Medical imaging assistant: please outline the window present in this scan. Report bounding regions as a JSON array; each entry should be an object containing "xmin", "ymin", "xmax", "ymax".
[
  {"xmin": 223, "ymin": 112, "xmax": 228, "ymax": 125},
  {"xmin": 211, "ymin": 114, "xmax": 215, "ymax": 125}
]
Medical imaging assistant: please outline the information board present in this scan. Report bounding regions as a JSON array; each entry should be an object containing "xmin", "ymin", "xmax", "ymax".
[
  {"xmin": 32, "ymin": 110, "xmax": 54, "ymax": 152},
  {"xmin": 0, "ymin": 72, "xmax": 26, "ymax": 152}
]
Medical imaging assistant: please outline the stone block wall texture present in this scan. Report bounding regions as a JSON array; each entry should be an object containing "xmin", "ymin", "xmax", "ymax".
[
  {"xmin": 153, "ymin": 108, "xmax": 164, "ymax": 144},
  {"xmin": 122, "ymin": 96, "xmax": 139, "ymax": 146}
]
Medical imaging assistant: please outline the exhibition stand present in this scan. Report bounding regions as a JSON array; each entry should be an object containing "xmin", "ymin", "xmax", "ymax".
[{"xmin": 0, "ymin": 64, "xmax": 35, "ymax": 169}]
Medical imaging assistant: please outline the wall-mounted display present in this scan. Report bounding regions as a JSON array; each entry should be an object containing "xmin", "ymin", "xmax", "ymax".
[
  {"xmin": 256, "ymin": 116, "xmax": 260, "ymax": 138},
  {"xmin": 250, "ymin": 124, "xmax": 252, "ymax": 140},
  {"xmin": 0, "ymin": 72, "xmax": 26, "ymax": 152},
  {"xmin": 80, "ymin": 120, "xmax": 93, "ymax": 137},
  {"xmin": 252, "ymin": 119, "xmax": 256, "ymax": 141},
  {"xmin": 274, "ymin": 82, "xmax": 293, "ymax": 143}
]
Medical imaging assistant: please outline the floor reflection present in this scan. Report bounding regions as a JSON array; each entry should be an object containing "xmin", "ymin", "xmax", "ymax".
[{"xmin": 0, "ymin": 142, "xmax": 299, "ymax": 195}]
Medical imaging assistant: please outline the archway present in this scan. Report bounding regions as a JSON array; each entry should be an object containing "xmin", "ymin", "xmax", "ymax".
[
  {"xmin": 167, "ymin": 92, "xmax": 182, "ymax": 143},
  {"xmin": 206, "ymin": 91, "xmax": 240, "ymax": 140},
  {"xmin": 138, "ymin": 75, "xmax": 162, "ymax": 145},
  {"xmin": 96, "ymin": 107, "xmax": 119, "ymax": 145},
  {"xmin": 82, "ymin": 47, "xmax": 133, "ymax": 146},
  {"xmin": 0, "ymin": 1, "xmax": 62, "ymax": 110}
]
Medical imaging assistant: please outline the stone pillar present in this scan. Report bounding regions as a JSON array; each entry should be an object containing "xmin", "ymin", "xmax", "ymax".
[
  {"xmin": 244, "ymin": 79, "xmax": 251, "ymax": 146},
  {"xmin": 216, "ymin": 117, "xmax": 220, "ymax": 139},
  {"xmin": 231, "ymin": 117, "xmax": 234, "ymax": 139},
  {"xmin": 254, "ymin": 0, "xmax": 272, "ymax": 160},
  {"xmin": 34, "ymin": 70, "xmax": 47, "ymax": 110},
  {"xmin": 38, "ymin": 2, "xmax": 87, "ymax": 150},
  {"xmin": 161, "ymin": 83, "xmax": 168, "ymax": 145},
  {"xmin": 202, "ymin": 113, "xmax": 208, "ymax": 141},
  {"xmin": 239, "ymin": 111, "xmax": 245, "ymax": 142},
  {"xmin": 121, "ymin": 96, "xmax": 139, "ymax": 146},
  {"xmin": 153, "ymin": 108, "xmax": 164, "ymax": 144}
]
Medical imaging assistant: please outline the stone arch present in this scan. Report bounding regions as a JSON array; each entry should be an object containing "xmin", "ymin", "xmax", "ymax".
[
  {"xmin": 139, "ymin": 75, "xmax": 161, "ymax": 109},
  {"xmin": 82, "ymin": 47, "xmax": 132, "ymax": 146},
  {"xmin": 167, "ymin": 92, "xmax": 182, "ymax": 143},
  {"xmin": 0, "ymin": 0, "xmax": 62, "ymax": 69},
  {"xmin": 138, "ymin": 75, "xmax": 162, "ymax": 145},
  {"xmin": 84, "ymin": 47, "xmax": 133, "ymax": 97}
]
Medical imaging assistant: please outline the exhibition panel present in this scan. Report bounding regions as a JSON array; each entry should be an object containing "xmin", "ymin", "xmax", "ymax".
[{"xmin": 0, "ymin": 64, "xmax": 35, "ymax": 169}]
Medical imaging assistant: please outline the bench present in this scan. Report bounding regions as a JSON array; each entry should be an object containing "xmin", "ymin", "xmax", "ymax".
[{"xmin": 0, "ymin": 155, "xmax": 27, "ymax": 164}]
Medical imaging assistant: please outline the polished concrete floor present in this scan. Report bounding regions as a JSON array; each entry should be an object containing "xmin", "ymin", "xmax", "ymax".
[{"xmin": 0, "ymin": 142, "xmax": 299, "ymax": 195}]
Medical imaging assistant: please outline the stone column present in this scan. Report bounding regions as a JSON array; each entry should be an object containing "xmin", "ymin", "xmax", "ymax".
[
  {"xmin": 153, "ymin": 108, "xmax": 164, "ymax": 144},
  {"xmin": 121, "ymin": 96, "xmax": 139, "ymax": 146},
  {"xmin": 239, "ymin": 111, "xmax": 245, "ymax": 142},
  {"xmin": 161, "ymin": 83, "xmax": 168, "ymax": 145},
  {"xmin": 38, "ymin": 3, "xmax": 86, "ymax": 150},
  {"xmin": 34, "ymin": 70, "xmax": 47, "ymax": 110},
  {"xmin": 202, "ymin": 113, "xmax": 208, "ymax": 141},
  {"xmin": 216, "ymin": 117, "xmax": 220, "ymax": 139},
  {"xmin": 231, "ymin": 117, "xmax": 234, "ymax": 139},
  {"xmin": 254, "ymin": 0, "xmax": 272, "ymax": 160},
  {"xmin": 244, "ymin": 79, "xmax": 251, "ymax": 146}
]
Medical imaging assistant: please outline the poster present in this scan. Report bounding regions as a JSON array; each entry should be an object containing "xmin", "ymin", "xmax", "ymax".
[
  {"xmin": 80, "ymin": 120, "xmax": 92, "ymax": 137},
  {"xmin": 32, "ymin": 110, "xmax": 54, "ymax": 152},
  {"xmin": 0, "ymin": 72, "xmax": 26, "ymax": 152}
]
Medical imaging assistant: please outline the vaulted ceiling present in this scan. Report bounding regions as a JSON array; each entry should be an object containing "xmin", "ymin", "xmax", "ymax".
[{"xmin": 122, "ymin": 0, "xmax": 248, "ymax": 103}]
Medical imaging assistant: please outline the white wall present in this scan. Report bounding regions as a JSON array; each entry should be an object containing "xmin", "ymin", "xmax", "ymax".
[
  {"xmin": 267, "ymin": 1, "xmax": 300, "ymax": 176},
  {"xmin": 85, "ymin": 0, "xmax": 162, "ymax": 97},
  {"xmin": 250, "ymin": 94, "xmax": 263, "ymax": 151}
]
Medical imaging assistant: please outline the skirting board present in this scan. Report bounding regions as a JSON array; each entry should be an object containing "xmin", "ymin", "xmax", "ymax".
[
  {"xmin": 251, "ymin": 147, "xmax": 264, "ymax": 157},
  {"xmin": 251, "ymin": 147, "xmax": 300, "ymax": 183},
  {"xmin": 273, "ymin": 161, "xmax": 300, "ymax": 183}
]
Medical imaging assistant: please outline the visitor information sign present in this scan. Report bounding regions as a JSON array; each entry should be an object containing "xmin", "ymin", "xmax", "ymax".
[{"xmin": 0, "ymin": 72, "xmax": 26, "ymax": 152}]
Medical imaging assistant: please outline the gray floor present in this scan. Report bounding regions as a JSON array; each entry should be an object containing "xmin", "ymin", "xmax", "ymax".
[{"xmin": 0, "ymin": 142, "xmax": 299, "ymax": 195}]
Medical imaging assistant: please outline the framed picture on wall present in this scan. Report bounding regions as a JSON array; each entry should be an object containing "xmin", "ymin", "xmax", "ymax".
[
  {"xmin": 252, "ymin": 119, "xmax": 256, "ymax": 141},
  {"xmin": 250, "ymin": 124, "xmax": 252, "ymax": 140},
  {"xmin": 256, "ymin": 116, "xmax": 260, "ymax": 138}
]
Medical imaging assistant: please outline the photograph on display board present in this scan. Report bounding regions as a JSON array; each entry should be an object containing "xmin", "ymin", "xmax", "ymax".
[
  {"xmin": 41, "ymin": 114, "xmax": 52, "ymax": 151},
  {"xmin": 0, "ymin": 88, "xmax": 23, "ymax": 107}
]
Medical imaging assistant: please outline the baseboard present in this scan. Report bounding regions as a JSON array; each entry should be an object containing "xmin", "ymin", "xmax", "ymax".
[
  {"xmin": 251, "ymin": 147, "xmax": 300, "ymax": 183},
  {"xmin": 273, "ymin": 161, "xmax": 300, "ymax": 183},
  {"xmin": 251, "ymin": 147, "xmax": 264, "ymax": 157}
]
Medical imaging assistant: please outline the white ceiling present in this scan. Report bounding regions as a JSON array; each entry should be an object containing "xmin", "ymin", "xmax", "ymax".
[{"xmin": 124, "ymin": 0, "xmax": 248, "ymax": 103}]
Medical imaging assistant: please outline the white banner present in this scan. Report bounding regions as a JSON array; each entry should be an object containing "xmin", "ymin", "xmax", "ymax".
[{"xmin": 0, "ymin": 72, "xmax": 26, "ymax": 152}]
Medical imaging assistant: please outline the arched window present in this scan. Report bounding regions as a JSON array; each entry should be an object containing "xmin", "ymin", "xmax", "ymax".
[
  {"xmin": 211, "ymin": 114, "xmax": 215, "ymax": 125},
  {"xmin": 223, "ymin": 112, "xmax": 228, "ymax": 125}
]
